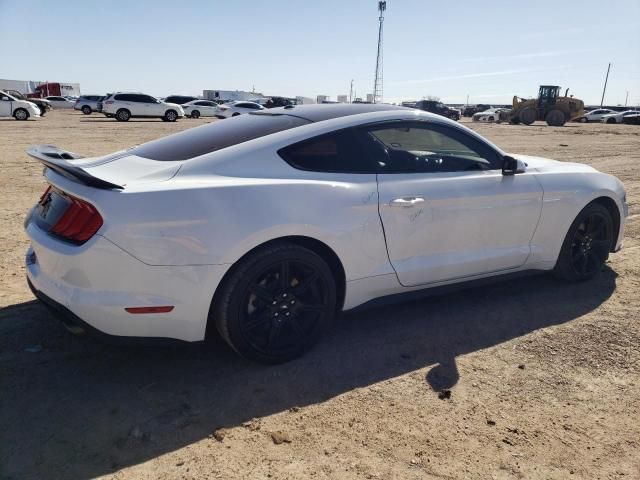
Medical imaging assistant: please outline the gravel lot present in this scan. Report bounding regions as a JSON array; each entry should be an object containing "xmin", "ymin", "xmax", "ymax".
[{"xmin": 1, "ymin": 110, "xmax": 639, "ymax": 480}]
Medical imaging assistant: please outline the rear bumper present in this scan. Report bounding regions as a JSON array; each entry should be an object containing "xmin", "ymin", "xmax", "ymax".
[
  {"xmin": 27, "ymin": 277, "xmax": 190, "ymax": 345},
  {"xmin": 25, "ymin": 221, "xmax": 230, "ymax": 342}
]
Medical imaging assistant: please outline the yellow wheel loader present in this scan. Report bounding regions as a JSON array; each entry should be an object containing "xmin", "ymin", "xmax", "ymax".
[{"xmin": 499, "ymin": 85, "xmax": 584, "ymax": 126}]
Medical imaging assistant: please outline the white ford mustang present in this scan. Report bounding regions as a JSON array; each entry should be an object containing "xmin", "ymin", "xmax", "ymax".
[{"xmin": 24, "ymin": 104, "xmax": 627, "ymax": 363}]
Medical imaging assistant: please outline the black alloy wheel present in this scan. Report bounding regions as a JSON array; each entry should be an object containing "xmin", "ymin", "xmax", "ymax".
[
  {"xmin": 213, "ymin": 243, "xmax": 336, "ymax": 363},
  {"xmin": 569, "ymin": 212, "xmax": 612, "ymax": 277},
  {"xmin": 554, "ymin": 203, "xmax": 613, "ymax": 281}
]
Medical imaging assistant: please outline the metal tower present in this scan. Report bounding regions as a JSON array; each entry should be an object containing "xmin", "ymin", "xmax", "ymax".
[{"xmin": 372, "ymin": 1, "xmax": 386, "ymax": 104}]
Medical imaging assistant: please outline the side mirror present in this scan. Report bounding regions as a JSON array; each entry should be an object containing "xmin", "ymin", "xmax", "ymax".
[{"xmin": 502, "ymin": 156, "xmax": 527, "ymax": 176}]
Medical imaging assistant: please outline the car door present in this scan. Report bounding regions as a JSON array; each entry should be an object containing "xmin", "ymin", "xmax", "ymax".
[
  {"xmin": 0, "ymin": 93, "xmax": 13, "ymax": 116},
  {"xmin": 136, "ymin": 95, "xmax": 157, "ymax": 116},
  {"xmin": 196, "ymin": 101, "xmax": 215, "ymax": 116},
  {"xmin": 365, "ymin": 121, "xmax": 543, "ymax": 287}
]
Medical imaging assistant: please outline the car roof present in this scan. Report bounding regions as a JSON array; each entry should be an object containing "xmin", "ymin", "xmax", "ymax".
[{"xmin": 253, "ymin": 103, "xmax": 409, "ymax": 122}]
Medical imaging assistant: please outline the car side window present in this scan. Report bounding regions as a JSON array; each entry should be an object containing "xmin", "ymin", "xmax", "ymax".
[
  {"xmin": 363, "ymin": 122, "xmax": 503, "ymax": 173},
  {"xmin": 278, "ymin": 128, "xmax": 376, "ymax": 173}
]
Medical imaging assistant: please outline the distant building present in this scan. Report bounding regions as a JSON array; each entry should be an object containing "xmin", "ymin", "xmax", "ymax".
[
  {"xmin": 296, "ymin": 96, "xmax": 316, "ymax": 105},
  {"xmin": 0, "ymin": 78, "xmax": 81, "ymax": 96},
  {"xmin": 203, "ymin": 89, "xmax": 265, "ymax": 103},
  {"xmin": 337, "ymin": 95, "xmax": 348, "ymax": 103},
  {"xmin": 366, "ymin": 93, "xmax": 374, "ymax": 103},
  {"xmin": 316, "ymin": 95, "xmax": 329, "ymax": 103}
]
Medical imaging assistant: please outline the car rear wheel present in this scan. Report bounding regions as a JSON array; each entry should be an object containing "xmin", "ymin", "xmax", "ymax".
[
  {"xmin": 115, "ymin": 109, "xmax": 131, "ymax": 122},
  {"xmin": 164, "ymin": 110, "xmax": 178, "ymax": 122},
  {"xmin": 546, "ymin": 109, "xmax": 566, "ymax": 127},
  {"xmin": 232, "ymin": 112, "xmax": 241, "ymax": 117},
  {"xmin": 81, "ymin": 105, "xmax": 92, "ymax": 115},
  {"xmin": 518, "ymin": 107, "xmax": 536, "ymax": 125},
  {"xmin": 579, "ymin": 117, "xmax": 588, "ymax": 123},
  {"xmin": 606, "ymin": 117, "xmax": 617, "ymax": 124},
  {"xmin": 13, "ymin": 108, "xmax": 29, "ymax": 121},
  {"xmin": 212, "ymin": 242, "xmax": 337, "ymax": 364},
  {"xmin": 191, "ymin": 110, "xmax": 200, "ymax": 119},
  {"xmin": 553, "ymin": 203, "xmax": 613, "ymax": 282}
]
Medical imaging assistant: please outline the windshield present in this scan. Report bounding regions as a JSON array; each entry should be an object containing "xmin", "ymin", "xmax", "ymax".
[{"xmin": 130, "ymin": 113, "xmax": 311, "ymax": 161}]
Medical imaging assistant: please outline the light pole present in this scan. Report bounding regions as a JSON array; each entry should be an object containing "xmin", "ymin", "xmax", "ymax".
[
  {"xmin": 372, "ymin": 1, "xmax": 387, "ymax": 104},
  {"xmin": 600, "ymin": 63, "xmax": 611, "ymax": 107}
]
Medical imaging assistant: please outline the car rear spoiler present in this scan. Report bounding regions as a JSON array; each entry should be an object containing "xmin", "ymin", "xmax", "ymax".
[{"xmin": 26, "ymin": 145, "xmax": 123, "ymax": 190}]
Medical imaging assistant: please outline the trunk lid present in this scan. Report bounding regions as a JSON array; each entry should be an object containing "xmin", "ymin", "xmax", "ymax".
[{"xmin": 27, "ymin": 145, "xmax": 182, "ymax": 189}]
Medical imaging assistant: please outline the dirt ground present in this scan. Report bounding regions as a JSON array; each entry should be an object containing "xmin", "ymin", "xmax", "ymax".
[{"xmin": 1, "ymin": 110, "xmax": 639, "ymax": 480}]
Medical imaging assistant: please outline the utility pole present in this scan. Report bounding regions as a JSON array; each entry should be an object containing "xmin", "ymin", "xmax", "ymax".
[
  {"xmin": 600, "ymin": 63, "xmax": 611, "ymax": 107},
  {"xmin": 466, "ymin": 94, "xmax": 469, "ymax": 108},
  {"xmin": 372, "ymin": 1, "xmax": 387, "ymax": 104},
  {"xmin": 625, "ymin": 91, "xmax": 629, "ymax": 107},
  {"xmin": 350, "ymin": 79, "xmax": 354, "ymax": 103}
]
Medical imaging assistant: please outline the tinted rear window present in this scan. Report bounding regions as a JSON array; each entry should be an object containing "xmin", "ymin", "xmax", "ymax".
[{"xmin": 131, "ymin": 113, "xmax": 311, "ymax": 161}]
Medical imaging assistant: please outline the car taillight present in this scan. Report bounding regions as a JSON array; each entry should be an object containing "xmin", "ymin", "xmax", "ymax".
[{"xmin": 49, "ymin": 193, "xmax": 103, "ymax": 244}]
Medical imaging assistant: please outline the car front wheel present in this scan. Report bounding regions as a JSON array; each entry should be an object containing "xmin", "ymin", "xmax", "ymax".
[
  {"xmin": 81, "ymin": 105, "xmax": 92, "ymax": 115},
  {"xmin": 553, "ymin": 203, "xmax": 614, "ymax": 282},
  {"xmin": 164, "ymin": 110, "xmax": 178, "ymax": 122},
  {"xmin": 212, "ymin": 242, "xmax": 337, "ymax": 363},
  {"xmin": 191, "ymin": 110, "xmax": 200, "ymax": 119},
  {"xmin": 13, "ymin": 108, "xmax": 29, "ymax": 120}
]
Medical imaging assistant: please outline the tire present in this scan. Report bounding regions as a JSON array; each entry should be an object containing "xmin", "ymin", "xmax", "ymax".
[
  {"xmin": 579, "ymin": 117, "xmax": 588, "ymax": 123},
  {"xmin": 13, "ymin": 108, "xmax": 29, "ymax": 121},
  {"xmin": 115, "ymin": 109, "xmax": 130, "ymax": 122},
  {"xmin": 553, "ymin": 203, "xmax": 614, "ymax": 282},
  {"xmin": 518, "ymin": 107, "xmax": 536, "ymax": 125},
  {"xmin": 191, "ymin": 110, "xmax": 200, "ymax": 119},
  {"xmin": 488, "ymin": 116, "xmax": 495, "ymax": 122},
  {"xmin": 606, "ymin": 117, "xmax": 617, "ymax": 124},
  {"xmin": 212, "ymin": 242, "xmax": 337, "ymax": 364},
  {"xmin": 546, "ymin": 109, "xmax": 566, "ymax": 127},
  {"xmin": 81, "ymin": 105, "xmax": 92, "ymax": 115},
  {"xmin": 232, "ymin": 112, "xmax": 241, "ymax": 117},
  {"xmin": 164, "ymin": 110, "xmax": 178, "ymax": 122}
]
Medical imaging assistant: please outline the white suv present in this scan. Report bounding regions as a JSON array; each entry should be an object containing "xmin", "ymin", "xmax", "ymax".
[
  {"xmin": 102, "ymin": 93, "xmax": 184, "ymax": 122},
  {"xmin": 0, "ymin": 90, "xmax": 41, "ymax": 120}
]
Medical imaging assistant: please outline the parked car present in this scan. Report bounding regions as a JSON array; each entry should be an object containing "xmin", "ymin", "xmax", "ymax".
[
  {"xmin": 0, "ymin": 90, "xmax": 40, "ymax": 120},
  {"xmin": 164, "ymin": 95, "xmax": 199, "ymax": 105},
  {"xmin": 4, "ymin": 90, "xmax": 51, "ymax": 116},
  {"xmin": 45, "ymin": 96, "xmax": 76, "ymax": 109},
  {"xmin": 24, "ymin": 104, "xmax": 627, "ymax": 363},
  {"xmin": 576, "ymin": 108, "xmax": 615, "ymax": 123},
  {"xmin": 472, "ymin": 107, "xmax": 510, "ymax": 122},
  {"xmin": 216, "ymin": 101, "xmax": 265, "ymax": 118},
  {"xmin": 182, "ymin": 100, "xmax": 220, "ymax": 118},
  {"xmin": 622, "ymin": 113, "xmax": 640, "ymax": 125},
  {"xmin": 600, "ymin": 110, "xmax": 640, "ymax": 124},
  {"xmin": 265, "ymin": 96, "xmax": 297, "ymax": 108},
  {"xmin": 412, "ymin": 100, "xmax": 460, "ymax": 120},
  {"xmin": 463, "ymin": 104, "xmax": 491, "ymax": 117},
  {"xmin": 101, "ymin": 92, "xmax": 184, "ymax": 122},
  {"xmin": 74, "ymin": 95, "xmax": 105, "ymax": 114}
]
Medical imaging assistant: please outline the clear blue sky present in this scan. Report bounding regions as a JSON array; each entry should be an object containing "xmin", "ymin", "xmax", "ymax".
[{"xmin": 1, "ymin": 0, "xmax": 638, "ymax": 105}]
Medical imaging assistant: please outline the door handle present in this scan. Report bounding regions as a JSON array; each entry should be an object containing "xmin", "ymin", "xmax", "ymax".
[{"xmin": 390, "ymin": 197, "xmax": 425, "ymax": 207}]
